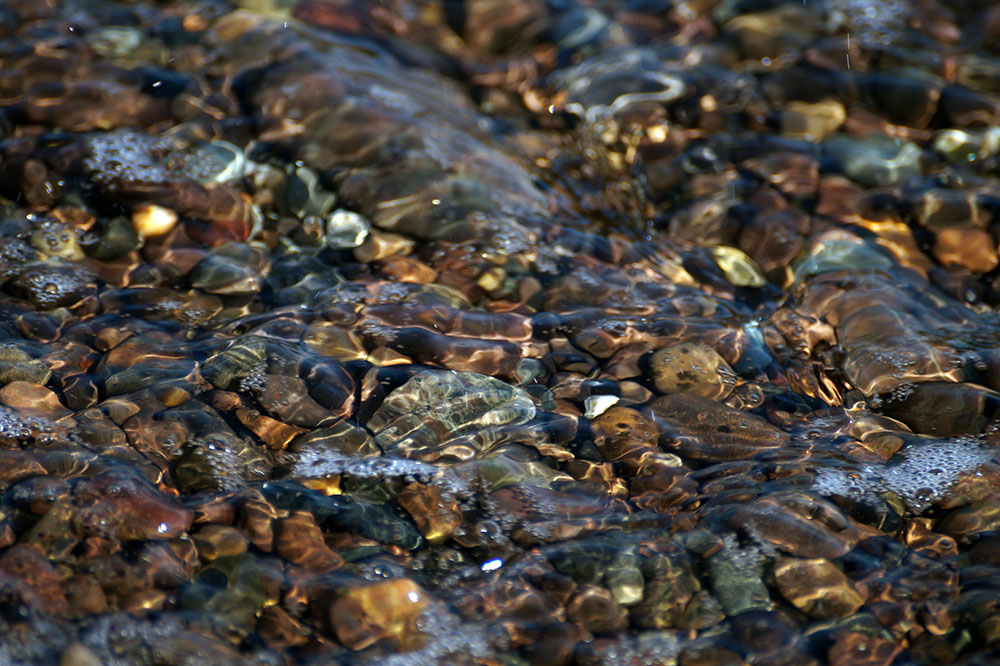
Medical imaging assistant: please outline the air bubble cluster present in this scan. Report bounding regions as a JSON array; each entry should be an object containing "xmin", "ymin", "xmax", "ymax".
[
  {"xmin": 293, "ymin": 448, "xmax": 439, "ymax": 484},
  {"xmin": 0, "ymin": 406, "xmax": 53, "ymax": 441},
  {"xmin": 814, "ymin": 438, "xmax": 995, "ymax": 513}
]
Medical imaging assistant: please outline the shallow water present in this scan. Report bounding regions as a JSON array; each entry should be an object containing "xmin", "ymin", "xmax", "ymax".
[{"xmin": 2, "ymin": 0, "xmax": 1000, "ymax": 664}]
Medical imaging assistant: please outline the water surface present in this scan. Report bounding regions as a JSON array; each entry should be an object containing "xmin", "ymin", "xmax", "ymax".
[{"xmin": 2, "ymin": 0, "xmax": 1000, "ymax": 664}]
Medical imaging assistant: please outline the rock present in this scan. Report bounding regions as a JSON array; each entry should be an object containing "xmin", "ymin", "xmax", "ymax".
[
  {"xmin": 648, "ymin": 342, "xmax": 738, "ymax": 400},
  {"xmin": 649, "ymin": 393, "xmax": 788, "ymax": 461},
  {"xmin": 275, "ymin": 511, "xmax": 343, "ymax": 572},
  {"xmin": 933, "ymin": 227, "xmax": 998, "ymax": 274},
  {"xmin": 59, "ymin": 644, "xmax": 103, "ymax": 666},
  {"xmin": 773, "ymin": 558, "xmax": 865, "ymax": 618},
  {"xmin": 0, "ymin": 381, "xmax": 70, "ymax": 417},
  {"xmin": 329, "ymin": 578, "xmax": 430, "ymax": 651},
  {"xmin": 566, "ymin": 585, "xmax": 628, "ymax": 634},
  {"xmin": 131, "ymin": 204, "xmax": 178, "ymax": 239},
  {"xmin": 192, "ymin": 525, "xmax": 248, "ymax": 561},
  {"xmin": 781, "ymin": 100, "xmax": 846, "ymax": 141}
]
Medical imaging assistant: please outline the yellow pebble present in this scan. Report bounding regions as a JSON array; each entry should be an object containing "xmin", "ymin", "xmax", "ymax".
[{"xmin": 131, "ymin": 204, "xmax": 178, "ymax": 238}]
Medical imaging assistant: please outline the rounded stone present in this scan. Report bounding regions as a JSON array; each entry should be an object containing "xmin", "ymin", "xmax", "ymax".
[
  {"xmin": 933, "ymin": 227, "xmax": 998, "ymax": 274},
  {"xmin": 648, "ymin": 342, "xmax": 738, "ymax": 400},
  {"xmin": 773, "ymin": 558, "xmax": 865, "ymax": 618},
  {"xmin": 566, "ymin": 584, "xmax": 628, "ymax": 634},
  {"xmin": 131, "ymin": 204, "xmax": 178, "ymax": 239},
  {"xmin": 329, "ymin": 578, "xmax": 430, "ymax": 651}
]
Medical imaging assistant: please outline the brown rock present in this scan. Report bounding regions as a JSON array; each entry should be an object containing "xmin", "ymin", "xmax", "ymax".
[
  {"xmin": 397, "ymin": 482, "xmax": 462, "ymax": 545},
  {"xmin": 0, "ymin": 381, "xmax": 71, "ymax": 417},
  {"xmin": 192, "ymin": 524, "xmax": 248, "ymax": 561},
  {"xmin": 353, "ymin": 230, "xmax": 415, "ymax": 263},
  {"xmin": 378, "ymin": 256, "xmax": 437, "ymax": 284},
  {"xmin": 0, "ymin": 450, "xmax": 46, "ymax": 490},
  {"xmin": 566, "ymin": 584, "xmax": 628, "ymax": 634},
  {"xmin": 591, "ymin": 407, "xmax": 659, "ymax": 473},
  {"xmin": 0, "ymin": 544, "xmax": 69, "ymax": 614},
  {"xmin": 259, "ymin": 605, "xmax": 310, "ymax": 649},
  {"xmin": 649, "ymin": 393, "xmax": 789, "ymax": 461},
  {"xmin": 773, "ymin": 558, "xmax": 865, "ymax": 618},
  {"xmin": 59, "ymin": 643, "xmax": 103, "ymax": 666},
  {"xmin": 727, "ymin": 493, "xmax": 858, "ymax": 558},
  {"xmin": 72, "ymin": 470, "xmax": 193, "ymax": 541},
  {"xmin": 303, "ymin": 324, "xmax": 366, "ymax": 361},
  {"xmin": 63, "ymin": 574, "xmax": 108, "ymax": 617},
  {"xmin": 743, "ymin": 151, "xmax": 819, "ymax": 198},
  {"xmin": 939, "ymin": 492, "xmax": 1000, "ymax": 540},
  {"xmin": 237, "ymin": 493, "xmax": 279, "ymax": 552},
  {"xmin": 275, "ymin": 511, "xmax": 343, "ymax": 572},
  {"xmin": 933, "ymin": 227, "xmax": 998, "ymax": 273},
  {"xmin": 880, "ymin": 381, "xmax": 1000, "ymax": 436},
  {"xmin": 329, "ymin": 578, "xmax": 430, "ymax": 651},
  {"xmin": 255, "ymin": 375, "xmax": 337, "ymax": 428},
  {"xmin": 648, "ymin": 342, "xmax": 737, "ymax": 400},
  {"xmin": 969, "ymin": 534, "xmax": 1000, "ymax": 566},
  {"xmin": 235, "ymin": 407, "xmax": 306, "ymax": 450},
  {"xmin": 781, "ymin": 100, "xmax": 845, "ymax": 141},
  {"xmin": 828, "ymin": 631, "xmax": 901, "ymax": 666},
  {"xmin": 679, "ymin": 645, "xmax": 749, "ymax": 666}
]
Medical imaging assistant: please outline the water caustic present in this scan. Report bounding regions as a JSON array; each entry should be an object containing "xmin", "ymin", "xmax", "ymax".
[{"xmin": 4, "ymin": 0, "xmax": 1000, "ymax": 663}]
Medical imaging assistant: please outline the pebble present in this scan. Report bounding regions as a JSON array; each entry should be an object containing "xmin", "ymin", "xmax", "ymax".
[
  {"xmin": 59, "ymin": 644, "xmax": 103, "ymax": 666},
  {"xmin": 131, "ymin": 204, "xmax": 178, "ymax": 239},
  {"xmin": 648, "ymin": 342, "xmax": 738, "ymax": 400}
]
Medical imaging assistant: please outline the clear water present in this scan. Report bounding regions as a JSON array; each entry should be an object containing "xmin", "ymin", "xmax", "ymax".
[{"xmin": 1, "ymin": 0, "xmax": 1000, "ymax": 663}]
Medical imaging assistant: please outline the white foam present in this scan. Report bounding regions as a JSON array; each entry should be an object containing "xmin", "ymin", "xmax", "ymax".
[{"xmin": 814, "ymin": 438, "xmax": 994, "ymax": 513}]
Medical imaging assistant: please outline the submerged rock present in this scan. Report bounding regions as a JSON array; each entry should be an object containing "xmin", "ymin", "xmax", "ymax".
[
  {"xmin": 368, "ymin": 370, "xmax": 537, "ymax": 462},
  {"xmin": 649, "ymin": 393, "xmax": 789, "ymax": 461},
  {"xmin": 648, "ymin": 342, "xmax": 737, "ymax": 400},
  {"xmin": 1, "ymin": 0, "xmax": 1000, "ymax": 662}
]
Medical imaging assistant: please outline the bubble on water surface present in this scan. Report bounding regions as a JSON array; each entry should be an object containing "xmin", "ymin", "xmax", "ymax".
[
  {"xmin": 824, "ymin": 0, "xmax": 909, "ymax": 47},
  {"xmin": 578, "ymin": 630, "xmax": 681, "ymax": 666},
  {"xmin": 368, "ymin": 608, "xmax": 495, "ymax": 666},
  {"xmin": 814, "ymin": 437, "xmax": 994, "ymax": 513},
  {"xmin": 0, "ymin": 405, "xmax": 54, "ymax": 440},
  {"xmin": 292, "ymin": 448, "xmax": 439, "ymax": 484},
  {"xmin": 85, "ymin": 130, "xmax": 171, "ymax": 189}
]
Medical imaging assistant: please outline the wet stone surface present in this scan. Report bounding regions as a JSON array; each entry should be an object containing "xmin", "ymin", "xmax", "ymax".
[{"xmin": 2, "ymin": 0, "xmax": 1000, "ymax": 664}]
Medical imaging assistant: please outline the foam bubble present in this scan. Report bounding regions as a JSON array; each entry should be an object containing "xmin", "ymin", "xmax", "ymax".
[
  {"xmin": 365, "ymin": 607, "xmax": 495, "ymax": 666},
  {"xmin": 292, "ymin": 448, "xmax": 439, "ymax": 484},
  {"xmin": 814, "ymin": 437, "xmax": 994, "ymax": 513},
  {"xmin": 85, "ymin": 130, "xmax": 171, "ymax": 189},
  {"xmin": 0, "ymin": 406, "xmax": 53, "ymax": 440},
  {"xmin": 580, "ymin": 631, "xmax": 682, "ymax": 666}
]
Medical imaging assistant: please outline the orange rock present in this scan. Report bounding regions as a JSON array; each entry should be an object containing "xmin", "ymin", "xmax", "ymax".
[
  {"xmin": 828, "ymin": 631, "xmax": 901, "ymax": 666},
  {"xmin": 192, "ymin": 524, "xmax": 248, "ymax": 561},
  {"xmin": 933, "ymin": 227, "xmax": 998, "ymax": 273},
  {"xmin": 397, "ymin": 482, "xmax": 462, "ymax": 545},
  {"xmin": 774, "ymin": 558, "xmax": 865, "ymax": 618},
  {"xmin": 275, "ymin": 511, "xmax": 343, "ymax": 572},
  {"xmin": 329, "ymin": 578, "xmax": 430, "ymax": 651},
  {"xmin": 235, "ymin": 407, "xmax": 306, "ymax": 450},
  {"xmin": 0, "ymin": 381, "xmax": 71, "ymax": 417}
]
